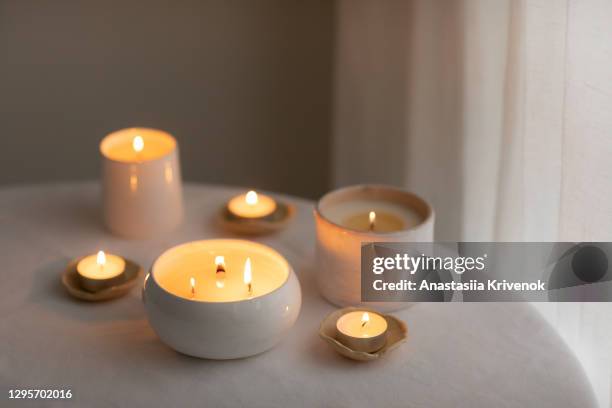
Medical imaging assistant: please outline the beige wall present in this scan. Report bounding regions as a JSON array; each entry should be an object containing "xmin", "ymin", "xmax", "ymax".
[{"xmin": 0, "ymin": 1, "xmax": 333, "ymax": 199}]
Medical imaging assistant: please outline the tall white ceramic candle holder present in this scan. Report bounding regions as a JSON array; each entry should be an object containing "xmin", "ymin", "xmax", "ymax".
[
  {"xmin": 143, "ymin": 239, "xmax": 301, "ymax": 359},
  {"xmin": 314, "ymin": 184, "xmax": 434, "ymax": 311},
  {"xmin": 100, "ymin": 127, "xmax": 183, "ymax": 238}
]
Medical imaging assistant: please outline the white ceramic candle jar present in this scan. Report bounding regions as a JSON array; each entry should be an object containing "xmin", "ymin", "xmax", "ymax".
[
  {"xmin": 314, "ymin": 185, "xmax": 434, "ymax": 311},
  {"xmin": 100, "ymin": 127, "xmax": 183, "ymax": 238},
  {"xmin": 143, "ymin": 239, "xmax": 301, "ymax": 359}
]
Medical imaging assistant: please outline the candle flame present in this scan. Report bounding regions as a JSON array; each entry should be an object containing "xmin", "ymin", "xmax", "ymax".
[
  {"xmin": 96, "ymin": 250, "xmax": 106, "ymax": 266},
  {"xmin": 132, "ymin": 135, "xmax": 144, "ymax": 152},
  {"xmin": 215, "ymin": 256, "xmax": 225, "ymax": 267},
  {"xmin": 245, "ymin": 190, "xmax": 258, "ymax": 206},
  {"xmin": 215, "ymin": 255, "xmax": 226, "ymax": 286},
  {"xmin": 190, "ymin": 276, "xmax": 196, "ymax": 296},
  {"xmin": 244, "ymin": 257, "xmax": 252, "ymax": 285},
  {"xmin": 361, "ymin": 312, "xmax": 370, "ymax": 327},
  {"xmin": 368, "ymin": 211, "xmax": 376, "ymax": 231}
]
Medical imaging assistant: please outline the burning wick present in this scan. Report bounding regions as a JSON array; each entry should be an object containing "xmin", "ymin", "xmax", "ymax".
[
  {"xmin": 132, "ymin": 135, "xmax": 144, "ymax": 153},
  {"xmin": 215, "ymin": 256, "xmax": 226, "ymax": 275},
  {"xmin": 215, "ymin": 256, "xmax": 226, "ymax": 288},
  {"xmin": 361, "ymin": 312, "xmax": 370, "ymax": 328},
  {"xmin": 245, "ymin": 190, "xmax": 258, "ymax": 206},
  {"xmin": 368, "ymin": 211, "xmax": 376, "ymax": 231},
  {"xmin": 190, "ymin": 277, "xmax": 196, "ymax": 297},
  {"xmin": 96, "ymin": 250, "xmax": 106, "ymax": 269},
  {"xmin": 244, "ymin": 257, "xmax": 252, "ymax": 296}
]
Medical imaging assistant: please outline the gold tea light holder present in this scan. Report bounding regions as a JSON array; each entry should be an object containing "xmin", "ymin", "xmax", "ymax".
[
  {"xmin": 62, "ymin": 254, "xmax": 143, "ymax": 302},
  {"xmin": 220, "ymin": 190, "xmax": 295, "ymax": 235},
  {"xmin": 319, "ymin": 307, "xmax": 408, "ymax": 361}
]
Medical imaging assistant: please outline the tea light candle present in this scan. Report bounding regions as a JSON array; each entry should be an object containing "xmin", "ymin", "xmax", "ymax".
[
  {"xmin": 100, "ymin": 127, "xmax": 183, "ymax": 238},
  {"xmin": 336, "ymin": 310, "xmax": 388, "ymax": 353},
  {"xmin": 227, "ymin": 190, "xmax": 277, "ymax": 219},
  {"xmin": 143, "ymin": 239, "xmax": 301, "ymax": 359},
  {"xmin": 314, "ymin": 184, "xmax": 434, "ymax": 310},
  {"xmin": 77, "ymin": 250, "xmax": 126, "ymax": 292}
]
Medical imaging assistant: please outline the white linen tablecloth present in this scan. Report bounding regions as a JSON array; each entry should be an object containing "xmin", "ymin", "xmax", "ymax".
[{"xmin": 0, "ymin": 183, "xmax": 597, "ymax": 407}]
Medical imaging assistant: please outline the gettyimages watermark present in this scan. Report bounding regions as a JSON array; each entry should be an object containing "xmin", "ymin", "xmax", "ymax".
[{"xmin": 361, "ymin": 242, "xmax": 612, "ymax": 302}]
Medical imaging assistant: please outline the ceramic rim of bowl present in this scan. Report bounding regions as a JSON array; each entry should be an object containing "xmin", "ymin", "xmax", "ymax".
[
  {"xmin": 149, "ymin": 239, "xmax": 293, "ymax": 305},
  {"xmin": 314, "ymin": 184, "xmax": 434, "ymax": 237}
]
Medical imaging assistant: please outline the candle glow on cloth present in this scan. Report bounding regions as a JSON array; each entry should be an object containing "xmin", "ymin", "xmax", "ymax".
[
  {"xmin": 227, "ymin": 190, "xmax": 277, "ymax": 219},
  {"xmin": 77, "ymin": 250, "xmax": 125, "ymax": 281},
  {"xmin": 152, "ymin": 239, "xmax": 289, "ymax": 302},
  {"xmin": 336, "ymin": 310, "xmax": 388, "ymax": 353}
]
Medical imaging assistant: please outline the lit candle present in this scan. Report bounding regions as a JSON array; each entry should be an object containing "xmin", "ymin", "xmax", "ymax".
[
  {"xmin": 215, "ymin": 256, "xmax": 226, "ymax": 288},
  {"xmin": 342, "ymin": 207, "xmax": 409, "ymax": 233},
  {"xmin": 190, "ymin": 276, "xmax": 196, "ymax": 298},
  {"xmin": 101, "ymin": 129, "xmax": 173, "ymax": 163},
  {"xmin": 143, "ymin": 239, "xmax": 302, "ymax": 359},
  {"xmin": 336, "ymin": 310, "xmax": 388, "ymax": 353},
  {"xmin": 227, "ymin": 190, "xmax": 277, "ymax": 219},
  {"xmin": 318, "ymin": 187, "xmax": 425, "ymax": 233},
  {"xmin": 244, "ymin": 257, "xmax": 253, "ymax": 296},
  {"xmin": 369, "ymin": 211, "xmax": 376, "ymax": 231},
  {"xmin": 76, "ymin": 250, "xmax": 126, "ymax": 292},
  {"xmin": 100, "ymin": 127, "xmax": 183, "ymax": 238},
  {"xmin": 314, "ymin": 184, "xmax": 434, "ymax": 308},
  {"xmin": 132, "ymin": 135, "xmax": 144, "ymax": 154}
]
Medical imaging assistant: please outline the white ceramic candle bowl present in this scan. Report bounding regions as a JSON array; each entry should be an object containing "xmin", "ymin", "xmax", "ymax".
[
  {"xmin": 100, "ymin": 127, "xmax": 183, "ymax": 238},
  {"xmin": 314, "ymin": 185, "xmax": 434, "ymax": 311},
  {"xmin": 143, "ymin": 240, "xmax": 301, "ymax": 359}
]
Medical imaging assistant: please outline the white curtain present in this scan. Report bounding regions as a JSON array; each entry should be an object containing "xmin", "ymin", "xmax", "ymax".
[{"xmin": 333, "ymin": 0, "xmax": 612, "ymax": 406}]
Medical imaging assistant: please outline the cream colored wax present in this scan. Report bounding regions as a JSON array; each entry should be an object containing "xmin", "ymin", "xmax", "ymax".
[
  {"xmin": 227, "ymin": 190, "xmax": 277, "ymax": 218},
  {"xmin": 152, "ymin": 239, "xmax": 289, "ymax": 302},
  {"xmin": 323, "ymin": 199, "xmax": 423, "ymax": 233},
  {"xmin": 77, "ymin": 250, "xmax": 125, "ymax": 281},
  {"xmin": 336, "ymin": 311, "xmax": 388, "ymax": 338},
  {"xmin": 100, "ymin": 128, "xmax": 176, "ymax": 163}
]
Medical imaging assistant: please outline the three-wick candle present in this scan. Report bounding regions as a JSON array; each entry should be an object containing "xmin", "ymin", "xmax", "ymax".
[{"xmin": 143, "ymin": 239, "xmax": 302, "ymax": 359}]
